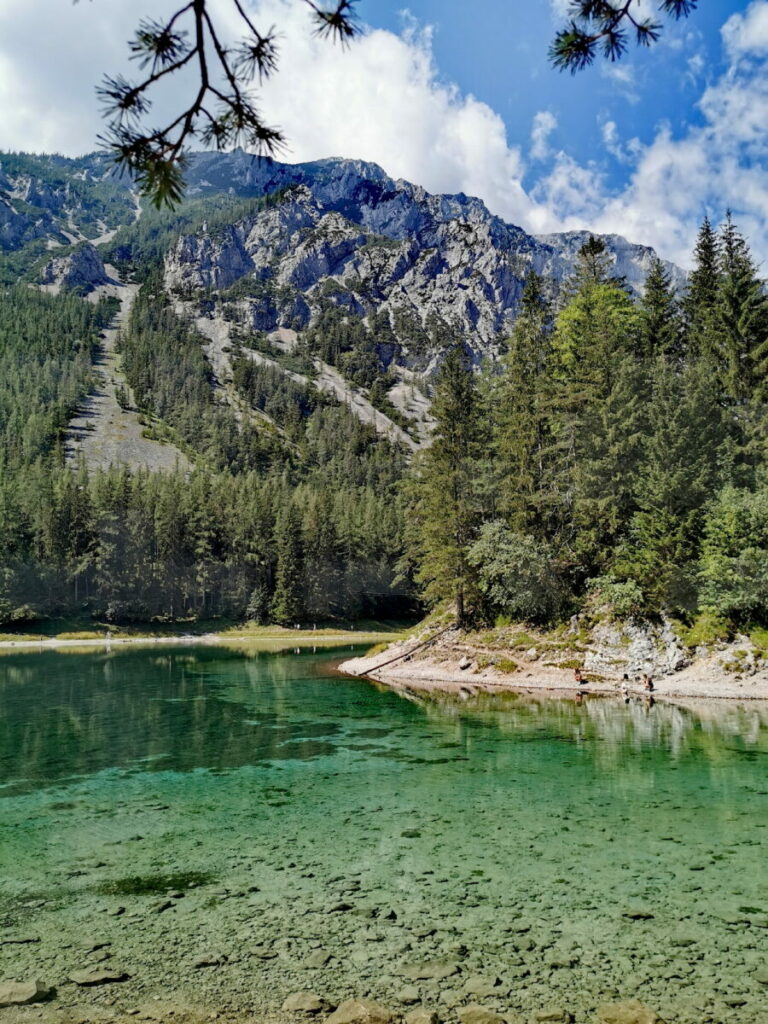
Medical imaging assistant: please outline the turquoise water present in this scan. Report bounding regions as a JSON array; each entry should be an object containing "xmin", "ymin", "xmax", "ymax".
[{"xmin": 1, "ymin": 645, "xmax": 767, "ymax": 1023}]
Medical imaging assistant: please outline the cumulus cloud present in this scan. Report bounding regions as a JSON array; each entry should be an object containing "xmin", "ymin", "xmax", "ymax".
[
  {"xmin": 722, "ymin": 0, "xmax": 768, "ymax": 57},
  {"xmin": 1, "ymin": 0, "xmax": 768, "ymax": 268},
  {"xmin": 530, "ymin": 112, "xmax": 558, "ymax": 161}
]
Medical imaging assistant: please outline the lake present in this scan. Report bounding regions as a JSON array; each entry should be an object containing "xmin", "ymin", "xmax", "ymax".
[{"xmin": 1, "ymin": 645, "xmax": 767, "ymax": 1023}]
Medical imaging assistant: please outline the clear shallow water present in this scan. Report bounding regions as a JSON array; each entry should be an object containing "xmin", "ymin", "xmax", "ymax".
[{"xmin": 1, "ymin": 645, "xmax": 767, "ymax": 1023}]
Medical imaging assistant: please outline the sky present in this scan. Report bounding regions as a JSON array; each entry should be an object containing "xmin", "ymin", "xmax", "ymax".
[{"xmin": 0, "ymin": 0, "xmax": 767, "ymax": 267}]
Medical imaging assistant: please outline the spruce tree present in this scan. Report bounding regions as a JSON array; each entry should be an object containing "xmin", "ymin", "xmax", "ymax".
[
  {"xmin": 683, "ymin": 216, "xmax": 721, "ymax": 366},
  {"xmin": 618, "ymin": 357, "xmax": 727, "ymax": 610},
  {"xmin": 718, "ymin": 212, "xmax": 768, "ymax": 400},
  {"xmin": 271, "ymin": 504, "xmax": 305, "ymax": 625},
  {"xmin": 411, "ymin": 343, "xmax": 484, "ymax": 624},
  {"xmin": 493, "ymin": 271, "xmax": 552, "ymax": 532},
  {"xmin": 639, "ymin": 256, "xmax": 681, "ymax": 360}
]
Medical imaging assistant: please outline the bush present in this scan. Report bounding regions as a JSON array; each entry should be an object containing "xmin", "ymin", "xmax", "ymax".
[
  {"xmin": 699, "ymin": 486, "xmax": 768, "ymax": 622},
  {"xmin": 467, "ymin": 521, "xmax": 567, "ymax": 623},
  {"xmin": 677, "ymin": 610, "xmax": 731, "ymax": 649},
  {"xmin": 586, "ymin": 575, "xmax": 645, "ymax": 619}
]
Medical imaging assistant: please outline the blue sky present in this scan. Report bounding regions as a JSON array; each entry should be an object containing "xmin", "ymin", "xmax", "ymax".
[
  {"xmin": 364, "ymin": 0, "xmax": 745, "ymax": 193},
  {"xmin": 0, "ymin": 0, "xmax": 766, "ymax": 266}
]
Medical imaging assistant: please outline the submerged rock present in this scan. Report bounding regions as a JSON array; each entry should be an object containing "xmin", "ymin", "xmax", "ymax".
[
  {"xmin": 596, "ymin": 1000, "xmax": 665, "ymax": 1024},
  {"xmin": 463, "ymin": 976, "xmax": 503, "ymax": 997},
  {"xmin": 69, "ymin": 967, "xmax": 129, "ymax": 986},
  {"xmin": 282, "ymin": 990, "xmax": 331, "ymax": 1013},
  {"xmin": 397, "ymin": 985, "xmax": 421, "ymax": 1005},
  {"xmin": 0, "ymin": 980, "xmax": 50, "ymax": 1007},
  {"xmin": 326, "ymin": 998, "xmax": 395, "ymax": 1024},
  {"xmin": 402, "ymin": 960, "xmax": 460, "ymax": 981},
  {"xmin": 457, "ymin": 1005, "xmax": 505, "ymax": 1024},
  {"xmin": 405, "ymin": 1011, "xmax": 441, "ymax": 1024}
]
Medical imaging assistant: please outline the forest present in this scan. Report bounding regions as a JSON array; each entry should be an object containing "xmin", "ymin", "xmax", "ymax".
[
  {"xmin": 408, "ymin": 216, "xmax": 768, "ymax": 641},
  {"xmin": 0, "ymin": 214, "xmax": 766, "ymax": 635},
  {"xmin": 0, "ymin": 285, "xmax": 406, "ymax": 625}
]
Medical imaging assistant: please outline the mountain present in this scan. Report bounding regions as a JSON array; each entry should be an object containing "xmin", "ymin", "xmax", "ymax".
[
  {"xmin": 0, "ymin": 148, "xmax": 686, "ymax": 450},
  {"xmin": 1, "ymin": 150, "xmax": 683, "ymax": 351},
  {"xmin": 164, "ymin": 151, "xmax": 684, "ymax": 359}
]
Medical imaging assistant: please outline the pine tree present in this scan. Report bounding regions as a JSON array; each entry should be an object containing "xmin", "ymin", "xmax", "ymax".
[
  {"xmin": 718, "ymin": 212, "xmax": 768, "ymax": 401},
  {"xmin": 618, "ymin": 358, "xmax": 727, "ymax": 610},
  {"xmin": 683, "ymin": 216, "xmax": 721, "ymax": 366},
  {"xmin": 493, "ymin": 271, "xmax": 552, "ymax": 532},
  {"xmin": 271, "ymin": 503, "xmax": 305, "ymax": 625},
  {"xmin": 410, "ymin": 343, "xmax": 484, "ymax": 624},
  {"xmin": 638, "ymin": 257, "xmax": 681, "ymax": 360}
]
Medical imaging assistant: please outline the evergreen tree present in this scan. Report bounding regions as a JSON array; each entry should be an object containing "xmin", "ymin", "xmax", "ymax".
[
  {"xmin": 683, "ymin": 216, "xmax": 721, "ymax": 366},
  {"xmin": 271, "ymin": 504, "xmax": 305, "ymax": 625},
  {"xmin": 638, "ymin": 256, "xmax": 682, "ymax": 360},
  {"xmin": 718, "ymin": 212, "xmax": 768, "ymax": 400},
  {"xmin": 493, "ymin": 272, "xmax": 552, "ymax": 532},
  {"xmin": 410, "ymin": 344, "xmax": 484, "ymax": 624},
  {"xmin": 618, "ymin": 358, "xmax": 727, "ymax": 611}
]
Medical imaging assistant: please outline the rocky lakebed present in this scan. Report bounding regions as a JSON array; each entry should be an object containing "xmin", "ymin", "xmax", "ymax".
[{"xmin": 1, "ymin": 645, "xmax": 766, "ymax": 1024}]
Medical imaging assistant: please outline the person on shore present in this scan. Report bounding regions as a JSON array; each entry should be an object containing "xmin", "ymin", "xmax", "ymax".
[
  {"xmin": 574, "ymin": 666, "xmax": 585, "ymax": 686},
  {"xmin": 643, "ymin": 673, "xmax": 654, "ymax": 692}
]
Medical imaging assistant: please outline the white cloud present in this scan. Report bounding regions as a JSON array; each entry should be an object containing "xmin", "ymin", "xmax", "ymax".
[
  {"xmin": 723, "ymin": 0, "xmax": 768, "ymax": 58},
  {"xmin": 1, "ymin": 0, "xmax": 768, "ymax": 269},
  {"xmin": 530, "ymin": 111, "xmax": 557, "ymax": 161}
]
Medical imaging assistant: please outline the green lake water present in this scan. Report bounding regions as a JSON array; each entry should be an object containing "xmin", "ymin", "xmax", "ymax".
[{"xmin": 1, "ymin": 645, "xmax": 767, "ymax": 1023}]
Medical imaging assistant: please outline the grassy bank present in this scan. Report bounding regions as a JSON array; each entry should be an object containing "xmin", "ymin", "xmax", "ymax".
[{"xmin": 0, "ymin": 617, "xmax": 409, "ymax": 650}]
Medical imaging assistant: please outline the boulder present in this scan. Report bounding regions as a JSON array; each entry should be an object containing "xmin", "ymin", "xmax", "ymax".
[
  {"xmin": 533, "ymin": 1011, "xmax": 573, "ymax": 1023},
  {"xmin": 405, "ymin": 1011, "xmax": 441, "ymax": 1024},
  {"xmin": 402, "ymin": 961, "xmax": 460, "ymax": 981},
  {"xmin": 304, "ymin": 949, "xmax": 332, "ymax": 968},
  {"xmin": 0, "ymin": 980, "xmax": 50, "ymax": 1007},
  {"xmin": 69, "ymin": 968, "xmax": 129, "ymax": 986},
  {"xmin": 463, "ymin": 976, "xmax": 503, "ymax": 998},
  {"xmin": 596, "ymin": 1001, "xmax": 664, "ymax": 1024},
  {"xmin": 397, "ymin": 986, "xmax": 421, "ymax": 1005},
  {"xmin": 283, "ymin": 991, "xmax": 330, "ymax": 1013},
  {"xmin": 193, "ymin": 952, "xmax": 226, "ymax": 968},
  {"xmin": 457, "ymin": 1006, "xmax": 505, "ymax": 1024},
  {"xmin": 326, "ymin": 998, "xmax": 394, "ymax": 1024}
]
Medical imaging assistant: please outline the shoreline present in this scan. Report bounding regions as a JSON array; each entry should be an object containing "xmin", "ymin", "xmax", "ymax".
[
  {"xmin": 340, "ymin": 630, "xmax": 768, "ymax": 703},
  {"xmin": 0, "ymin": 628, "xmax": 402, "ymax": 654}
]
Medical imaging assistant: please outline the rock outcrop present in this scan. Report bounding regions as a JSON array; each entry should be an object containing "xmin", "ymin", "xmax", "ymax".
[{"xmin": 40, "ymin": 243, "xmax": 111, "ymax": 293}]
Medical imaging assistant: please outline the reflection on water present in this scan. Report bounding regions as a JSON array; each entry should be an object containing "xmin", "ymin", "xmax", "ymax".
[{"xmin": 0, "ymin": 646, "xmax": 767, "ymax": 1024}]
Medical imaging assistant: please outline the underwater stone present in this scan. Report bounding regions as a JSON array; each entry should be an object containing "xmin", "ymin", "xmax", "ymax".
[
  {"xmin": 0, "ymin": 980, "xmax": 50, "ymax": 1007},
  {"xmin": 463, "ymin": 976, "xmax": 503, "ymax": 997},
  {"xmin": 596, "ymin": 1000, "xmax": 665, "ymax": 1024},
  {"xmin": 403, "ymin": 961, "xmax": 460, "ymax": 981},
  {"xmin": 457, "ymin": 1005, "xmax": 505, "ymax": 1024},
  {"xmin": 69, "ymin": 968, "xmax": 129, "ymax": 986},
  {"xmin": 397, "ymin": 986, "xmax": 421, "ymax": 1004},
  {"xmin": 282, "ymin": 990, "xmax": 331, "ymax": 1012},
  {"xmin": 405, "ymin": 1010, "xmax": 441, "ymax": 1024},
  {"xmin": 326, "ymin": 998, "xmax": 395, "ymax": 1024}
]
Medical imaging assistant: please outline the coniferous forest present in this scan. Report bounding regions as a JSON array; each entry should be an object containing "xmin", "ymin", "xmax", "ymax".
[
  {"xmin": 1, "ymin": 214, "xmax": 767, "ymax": 634},
  {"xmin": 406, "ymin": 216, "xmax": 768, "ymax": 638}
]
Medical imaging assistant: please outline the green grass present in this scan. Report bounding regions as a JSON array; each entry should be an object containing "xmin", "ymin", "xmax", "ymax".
[
  {"xmin": 675, "ymin": 611, "xmax": 731, "ymax": 649},
  {"xmin": 0, "ymin": 616, "xmax": 410, "ymax": 648}
]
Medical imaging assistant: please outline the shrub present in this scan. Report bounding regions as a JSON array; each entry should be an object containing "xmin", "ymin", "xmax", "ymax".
[
  {"xmin": 677, "ymin": 610, "xmax": 731, "ymax": 649},
  {"xmin": 586, "ymin": 575, "xmax": 645, "ymax": 619},
  {"xmin": 467, "ymin": 521, "xmax": 567, "ymax": 623}
]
